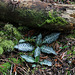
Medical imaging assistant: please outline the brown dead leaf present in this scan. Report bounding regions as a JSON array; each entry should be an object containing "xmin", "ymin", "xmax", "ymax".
[
  {"xmin": 55, "ymin": 63, "xmax": 62, "ymax": 67},
  {"xmin": 60, "ymin": 53, "xmax": 66, "ymax": 60},
  {"xmin": 13, "ymin": 65, "xmax": 17, "ymax": 73},
  {"xmin": 40, "ymin": 56, "xmax": 48, "ymax": 59},
  {"xmin": 54, "ymin": 59, "xmax": 57, "ymax": 62}
]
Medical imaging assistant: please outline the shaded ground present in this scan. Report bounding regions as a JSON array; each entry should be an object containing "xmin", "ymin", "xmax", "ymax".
[
  {"xmin": 0, "ymin": 28, "xmax": 75, "ymax": 75},
  {"xmin": 0, "ymin": 1, "xmax": 75, "ymax": 75}
]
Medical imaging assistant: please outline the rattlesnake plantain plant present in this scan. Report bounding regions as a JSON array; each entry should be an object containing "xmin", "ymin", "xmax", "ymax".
[{"xmin": 14, "ymin": 33, "xmax": 60, "ymax": 67}]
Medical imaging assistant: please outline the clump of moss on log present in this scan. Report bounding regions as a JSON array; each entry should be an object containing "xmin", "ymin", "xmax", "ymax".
[{"xmin": 38, "ymin": 11, "xmax": 68, "ymax": 27}]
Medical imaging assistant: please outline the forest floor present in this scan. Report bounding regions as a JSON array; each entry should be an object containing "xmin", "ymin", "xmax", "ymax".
[
  {"xmin": 0, "ymin": 26, "xmax": 75, "ymax": 75},
  {"xmin": 0, "ymin": 1, "xmax": 75, "ymax": 75}
]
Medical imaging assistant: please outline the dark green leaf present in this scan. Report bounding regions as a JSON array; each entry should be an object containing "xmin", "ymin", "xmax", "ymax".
[{"xmin": 35, "ymin": 56, "xmax": 39, "ymax": 63}]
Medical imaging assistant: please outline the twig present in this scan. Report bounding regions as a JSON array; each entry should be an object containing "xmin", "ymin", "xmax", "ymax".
[
  {"xmin": 40, "ymin": 56, "xmax": 48, "ymax": 59},
  {"xmin": 55, "ymin": 56, "xmax": 68, "ymax": 66},
  {"xmin": 56, "ymin": 49, "xmax": 62, "ymax": 54},
  {"xmin": 55, "ymin": 56, "xmax": 63, "ymax": 63},
  {"xmin": 15, "ymin": 71, "xmax": 17, "ymax": 75},
  {"xmin": 16, "ymin": 66, "xmax": 26, "ymax": 74},
  {"xmin": 0, "ymin": 59, "xmax": 27, "ymax": 75},
  {"xmin": 10, "ymin": 64, "xmax": 13, "ymax": 75},
  {"xmin": 16, "ymin": 69, "xmax": 23, "ymax": 75},
  {"xmin": 25, "ymin": 61, "xmax": 30, "ymax": 72},
  {"xmin": 0, "ymin": 59, "xmax": 14, "ymax": 64},
  {"xmin": 42, "ymin": 69, "xmax": 46, "ymax": 75}
]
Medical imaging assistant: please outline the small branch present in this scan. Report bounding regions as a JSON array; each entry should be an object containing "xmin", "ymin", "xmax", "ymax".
[
  {"xmin": 16, "ymin": 69, "xmax": 23, "ymax": 75},
  {"xmin": 16, "ymin": 66, "xmax": 26, "ymax": 74},
  {"xmin": 55, "ymin": 56, "xmax": 68, "ymax": 66}
]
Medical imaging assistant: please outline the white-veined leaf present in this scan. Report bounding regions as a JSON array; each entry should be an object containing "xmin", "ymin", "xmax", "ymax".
[
  {"xmin": 43, "ymin": 33, "xmax": 60, "ymax": 44},
  {"xmin": 40, "ymin": 60, "xmax": 52, "ymax": 66},
  {"xmin": 34, "ymin": 46, "xmax": 41, "ymax": 57},
  {"xmin": 40, "ymin": 45, "xmax": 57, "ymax": 55},
  {"xmin": 14, "ymin": 43, "xmax": 34, "ymax": 51},
  {"xmin": 19, "ymin": 39, "xmax": 25, "ymax": 43},
  {"xmin": 21, "ymin": 55, "xmax": 35, "ymax": 63},
  {"xmin": 36, "ymin": 33, "xmax": 42, "ymax": 45},
  {"xmin": 32, "ymin": 64, "xmax": 36, "ymax": 67},
  {"xmin": 14, "ymin": 45, "xmax": 18, "ymax": 49}
]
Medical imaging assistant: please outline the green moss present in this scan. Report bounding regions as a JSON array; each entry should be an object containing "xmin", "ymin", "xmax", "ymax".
[
  {"xmin": 0, "ymin": 31, "xmax": 4, "ymax": 36},
  {"xmin": 4, "ymin": 24, "xmax": 22, "ymax": 39},
  {"xmin": 38, "ymin": 11, "xmax": 68, "ymax": 27},
  {"xmin": 0, "ymin": 31, "xmax": 7, "ymax": 40},
  {"xmin": 0, "ymin": 2, "xmax": 69, "ymax": 31},
  {"xmin": 0, "ymin": 37, "xmax": 3, "ymax": 42},
  {"xmin": 0, "ymin": 40, "xmax": 14, "ymax": 52},
  {"xmin": 19, "ymin": 9, "xmax": 48, "ymax": 27},
  {"xmin": 13, "ymin": 27, "xmax": 22, "ymax": 39},
  {"xmin": 18, "ymin": 26, "xmax": 29, "ymax": 31},
  {"xmin": 4, "ymin": 24, "xmax": 13, "ymax": 33},
  {"xmin": 0, "ymin": 62, "xmax": 11, "ymax": 73},
  {"xmin": 0, "ymin": 46, "xmax": 3, "ymax": 55},
  {"xmin": 0, "ymin": 24, "xmax": 23, "ymax": 54}
]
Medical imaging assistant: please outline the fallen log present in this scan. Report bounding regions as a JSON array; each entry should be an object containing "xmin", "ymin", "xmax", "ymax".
[{"xmin": 0, "ymin": 1, "xmax": 74, "ymax": 31}]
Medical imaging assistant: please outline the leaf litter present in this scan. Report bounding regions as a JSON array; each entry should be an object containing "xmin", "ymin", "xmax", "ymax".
[{"xmin": 0, "ymin": 29, "xmax": 75, "ymax": 75}]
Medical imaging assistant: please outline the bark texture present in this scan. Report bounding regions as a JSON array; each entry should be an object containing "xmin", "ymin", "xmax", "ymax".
[{"xmin": 0, "ymin": 1, "xmax": 74, "ymax": 31}]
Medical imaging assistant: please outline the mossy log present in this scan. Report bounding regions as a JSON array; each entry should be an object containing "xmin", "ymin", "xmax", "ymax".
[{"xmin": 0, "ymin": 1, "xmax": 74, "ymax": 31}]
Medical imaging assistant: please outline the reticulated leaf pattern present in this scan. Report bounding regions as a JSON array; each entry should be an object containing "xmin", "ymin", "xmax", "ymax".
[
  {"xmin": 34, "ymin": 46, "xmax": 41, "ymax": 57},
  {"xmin": 41, "ymin": 45, "xmax": 57, "ymax": 55},
  {"xmin": 40, "ymin": 60, "xmax": 52, "ymax": 66},
  {"xmin": 36, "ymin": 33, "xmax": 42, "ymax": 46},
  {"xmin": 14, "ymin": 33, "xmax": 60, "ymax": 66},
  {"xmin": 21, "ymin": 55, "xmax": 35, "ymax": 63},
  {"xmin": 14, "ymin": 43, "xmax": 34, "ymax": 51},
  {"xmin": 43, "ymin": 33, "xmax": 60, "ymax": 44}
]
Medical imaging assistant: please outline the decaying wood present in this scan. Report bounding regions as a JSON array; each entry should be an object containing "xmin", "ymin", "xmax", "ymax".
[{"xmin": 0, "ymin": 1, "xmax": 74, "ymax": 31}]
